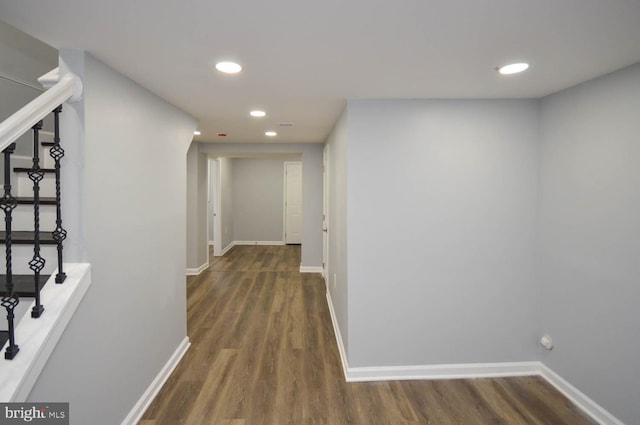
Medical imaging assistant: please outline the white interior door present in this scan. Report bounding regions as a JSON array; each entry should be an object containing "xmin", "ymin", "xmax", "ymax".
[
  {"xmin": 284, "ymin": 162, "xmax": 302, "ymax": 244},
  {"xmin": 213, "ymin": 158, "xmax": 223, "ymax": 256},
  {"xmin": 323, "ymin": 144, "xmax": 329, "ymax": 280}
]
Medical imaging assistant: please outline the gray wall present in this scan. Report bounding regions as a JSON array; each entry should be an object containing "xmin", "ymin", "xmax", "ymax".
[
  {"xmin": 325, "ymin": 110, "xmax": 350, "ymax": 354},
  {"xmin": 343, "ymin": 99, "xmax": 540, "ymax": 367},
  {"xmin": 0, "ymin": 20, "xmax": 57, "ymax": 157},
  {"xmin": 538, "ymin": 63, "xmax": 640, "ymax": 424},
  {"xmin": 186, "ymin": 142, "xmax": 209, "ymax": 269},
  {"xmin": 28, "ymin": 52, "xmax": 197, "ymax": 425},
  {"xmin": 219, "ymin": 157, "xmax": 235, "ymax": 251},
  {"xmin": 199, "ymin": 144, "xmax": 323, "ymax": 267},
  {"xmin": 231, "ymin": 158, "xmax": 293, "ymax": 242}
]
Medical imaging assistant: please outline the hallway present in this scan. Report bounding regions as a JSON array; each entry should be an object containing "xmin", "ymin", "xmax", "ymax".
[{"xmin": 139, "ymin": 245, "xmax": 595, "ymax": 425}]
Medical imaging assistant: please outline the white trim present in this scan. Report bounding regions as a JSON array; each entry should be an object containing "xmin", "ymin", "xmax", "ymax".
[
  {"xmin": 323, "ymin": 291, "xmax": 623, "ymax": 424},
  {"xmin": 325, "ymin": 290, "xmax": 350, "ymax": 380},
  {"xmin": 233, "ymin": 240, "xmax": 285, "ymax": 246},
  {"xmin": 220, "ymin": 242, "xmax": 235, "ymax": 256},
  {"xmin": 120, "ymin": 337, "xmax": 191, "ymax": 425},
  {"xmin": 186, "ymin": 261, "xmax": 209, "ymax": 276},
  {"xmin": 0, "ymin": 264, "xmax": 92, "ymax": 402},
  {"xmin": 346, "ymin": 361, "xmax": 540, "ymax": 383},
  {"xmin": 208, "ymin": 241, "xmax": 215, "ymax": 246},
  {"xmin": 300, "ymin": 265, "xmax": 323, "ymax": 273},
  {"xmin": 540, "ymin": 364, "xmax": 625, "ymax": 425}
]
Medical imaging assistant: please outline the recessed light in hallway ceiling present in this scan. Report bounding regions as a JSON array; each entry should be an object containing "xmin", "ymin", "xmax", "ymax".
[
  {"xmin": 265, "ymin": 131, "xmax": 277, "ymax": 137},
  {"xmin": 194, "ymin": 130, "xmax": 201, "ymax": 136},
  {"xmin": 250, "ymin": 110, "xmax": 266, "ymax": 117},
  {"xmin": 497, "ymin": 62, "xmax": 530, "ymax": 75},
  {"xmin": 215, "ymin": 61, "xmax": 242, "ymax": 74}
]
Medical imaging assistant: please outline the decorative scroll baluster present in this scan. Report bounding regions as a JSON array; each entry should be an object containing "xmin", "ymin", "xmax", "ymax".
[
  {"xmin": 28, "ymin": 121, "xmax": 45, "ymax": 318},
  {"xmin": 1, "ymin": 143, "xmax": 19, "ymax": 359},
  {"xmin": 51, "ymin": 106, "xmax": 66, "ymax": 283}
]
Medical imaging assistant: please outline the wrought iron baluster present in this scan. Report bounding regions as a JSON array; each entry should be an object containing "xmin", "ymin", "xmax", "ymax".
[
  {"xmin": 51, "ymin": 106, "xmax": 66, "ymax": 283},
  {"xmin": 2, "ymin": 143, "xmax": 19, "ymax": 359},
  {"xmin": 29, "ymin": 121, "xmax": 45, "ymax": 318}
]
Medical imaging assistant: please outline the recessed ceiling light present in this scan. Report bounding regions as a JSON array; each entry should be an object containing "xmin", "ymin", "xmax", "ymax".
[
  {"xmin": 250, "ymin": 110, "xmax": 266, "ymax": 117},
  {"xmin": 265, "ymin": 131, "xmax": 277, "ymax": 137},
  {"xmin": 194, "ymin": 131, "xmax": 201, "ymax": 136},
  {"xmin": 215, "ymin": 61, "xmax": 242, "ymax": 74},
  {"xmin": 497, "ymin": 62, "xmax": 530, "ymax": 75}
]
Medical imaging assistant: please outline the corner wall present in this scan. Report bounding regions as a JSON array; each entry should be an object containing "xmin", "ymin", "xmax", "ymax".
[
  {"xmin": 324, "ymin": 109, "xmax": 350, "ymax": 357},
  {"xmin": 27, "ymin": 51, "xmax": 197, "ymax": 425},
  {"xmin": 218, "ymin": 157, "xmax": 235, "ymax": 251},
  {"xmin": 344, "ymin": 99, "xmax": 540, "ymax": 367},
  {"xmin": 186, "ymin": 142, "xmax": 209, "ymax": 270},
  {"xmin": 538, "ymin": 62, "xmax": 640, "ymax": 424}
]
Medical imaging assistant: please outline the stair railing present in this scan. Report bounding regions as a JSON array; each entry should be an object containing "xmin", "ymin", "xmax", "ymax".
[{"xmin": 0, "ymin": 68, "xmax": 82, "ymax": 359}]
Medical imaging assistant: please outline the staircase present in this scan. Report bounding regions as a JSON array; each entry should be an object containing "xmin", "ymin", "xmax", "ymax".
[{"xmin": 0, "ymin": 68, "xmax": 77, "ymax": 361}]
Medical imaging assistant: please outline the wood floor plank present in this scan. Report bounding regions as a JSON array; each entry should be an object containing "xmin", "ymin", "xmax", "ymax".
[{"xmin": 139, "ymin": 245, "xmax": 598, "ymax": 425}]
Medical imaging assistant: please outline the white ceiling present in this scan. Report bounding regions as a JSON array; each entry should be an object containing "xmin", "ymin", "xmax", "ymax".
[{"xmin": 1, "ymin": 0, "xmax": 640, "ymax": 144}]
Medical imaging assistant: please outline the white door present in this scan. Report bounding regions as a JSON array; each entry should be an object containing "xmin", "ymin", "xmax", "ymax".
[
  {"xmin": 284, "ymin": 162, "xmax": 302, "ymax": 244},
  {"xmin": 322, "ymin": 145, "xmax": 329, "ymax": 280},
  {"xmin": 213, "ymin": 158, "xmax": 223, "ymax": 256}
]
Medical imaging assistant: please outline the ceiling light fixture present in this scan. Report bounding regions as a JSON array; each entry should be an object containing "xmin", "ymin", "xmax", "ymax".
[
  {"xmin": 194, "ymin": 131, "xmax": 201, "ymax": 136},
  {"xmin": 215, "ymin": 61, "xmax": 242, "ymax": 74},
  {"xmin": 265, "ymin": 131, "xmax": 277, "ymax": 137},
  {"xmin": 250, "ymin": 110, "xmax": 266, "ymax": 117},
  {"xmin": 497, "ymin": 62, "xmax": 530, "ymax": 75}
]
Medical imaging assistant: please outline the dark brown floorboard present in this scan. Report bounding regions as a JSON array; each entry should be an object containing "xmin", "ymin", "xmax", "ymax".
[{"xmin": 140, "ymin": 245, "xmax": 597, "ymax": 425}]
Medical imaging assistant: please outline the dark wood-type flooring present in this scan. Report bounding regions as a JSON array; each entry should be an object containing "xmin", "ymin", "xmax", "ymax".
[{"xmin": 140, "ymin": 245, "xmax": 596, "ymax": 425}]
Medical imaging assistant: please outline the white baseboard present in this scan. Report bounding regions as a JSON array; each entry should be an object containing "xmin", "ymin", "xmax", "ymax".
[
  {"xmin": 540, "ymin": 364, "xmax": 625, "ymax": 425},
  {"xmin": 323, "ymin": 292, "xmax": 623, "ymax": 425},
  {"xmin": 186, "ymin": 261, "xmax": 209, "ymax": 276},
  {"xmin": 220, "ymin": 242, "xmax": 235, "ymax": 256},
  {"xmin": 234, "ymin": 240, "xmax": 285, "ymax": 246},
  {"xmin": 346, "ymin": 361, "xmax": 540, "ymax": 382},
  {"xmin": 325, "ymin": 290, "xmax": 350, "ymax": 380},
  {"xmin": 121, "ymin": 337, "xmax": 191, "ymax": 425},
  {"xmin": 217, "ymin": 241, "xmax": 288, "ymax": 257},
  {"xmin": 300, "ymin": 265, "xmax": 323, "ymax": 273}
]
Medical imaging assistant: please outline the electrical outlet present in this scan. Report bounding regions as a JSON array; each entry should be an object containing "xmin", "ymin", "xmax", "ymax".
[{"xmin": 540, "ymin": 334, "xmax": 553, "ymax": 350}]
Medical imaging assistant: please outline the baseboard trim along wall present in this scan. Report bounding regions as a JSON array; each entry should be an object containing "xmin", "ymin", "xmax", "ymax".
[
  {"xmin": 217, "ymin": 241, "xmax": 285, "ymax": 258},
  {"xmin": 121, "ymin": 337, "xmax": 191, "ymax": 425},
  {"xmin": 540, "ymin": 364, "xmax": 625, "ymax": 425},
  {"xmin": 346, "ymin": 361, "xmax": 541, "ymax": 382},
  {"xmin": 325, "ymin": 290, "xmax": 350, "ymax": 381},
  {"xmin": 233, "ymin": 240, "xmax": 285, "ymax": 246},
  {"xmin": 186, "ymin": 261, "xmax": 209, "ymax": 276},
  {"xmin": 323, "ymin": 292, "xmax": 625, "ymax": 425},
  {"xmin": 300, "ymin": 265, "xmax": 323, "ymax": 273},
  {"xmin": 220, "ymin": 242, "xmax": 234, "ymax": 256}
]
